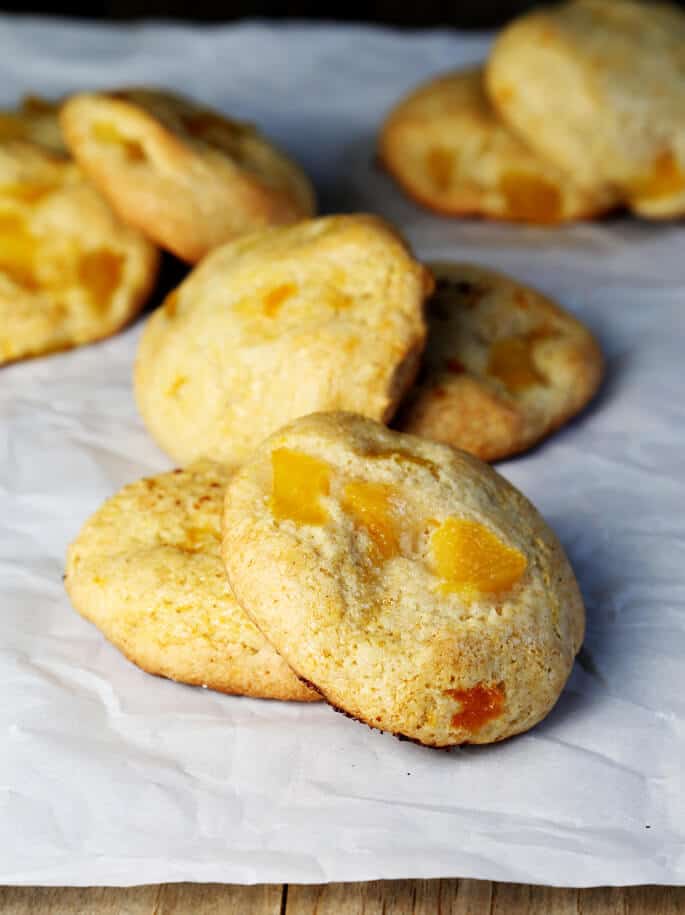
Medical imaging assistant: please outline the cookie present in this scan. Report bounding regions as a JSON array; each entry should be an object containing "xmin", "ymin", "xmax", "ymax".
[
  {"xmin": 396, "ymin": 263, "xmax": 603, "ymax": 462},
  {"xmin": 134, "ymin": 214, "xmax": 432, "ymax": 466},
  {"xmin": 60, "ymin": 88, "xmax": 317, "ymax": 262},
  {"xmin": 0, "ymin": 142, "xmax": 159, "ymax": 365},
  {"xmin": 379, "ymin": 67, "xmax": 615, "ymax": 224},
  {"xmin": 0, "ymin": 95, "xmax": 66, "ymax": 156},
  {"xmin": 487, "ymin": 0, "xmax": 685, "ymax": 219},
  {"xmin": 222, "ymin": 412, "xmax": 585, "ymax": 747},
  {"xmin": 65, "ymin": 460, "xmax": 319, "ymax": 702}
]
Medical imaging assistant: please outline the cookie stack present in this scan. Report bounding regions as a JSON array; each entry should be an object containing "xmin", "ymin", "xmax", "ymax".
[
  {"xmin": 64, "ymin": 204, "xmax": 600, "ymax": 747},
  {"xmin": 0, "ymin": 88, "xmax": 315, "ymax": 363},
  {"xmin": 380, "ymin": 0, "xmax": 685, "ymax": 224},
  {"xmin": 0, "ymin": 9, "xmax": 629, "ymax": 747}
]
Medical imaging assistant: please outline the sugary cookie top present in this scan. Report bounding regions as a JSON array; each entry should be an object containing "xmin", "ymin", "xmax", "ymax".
[
  {"xmin": 223, "ymin": 412, "xmax": 584, "ymax": 746},
  {"xmin": 135, "ymin": 214, "xmax": 431, "ymax": 465}
]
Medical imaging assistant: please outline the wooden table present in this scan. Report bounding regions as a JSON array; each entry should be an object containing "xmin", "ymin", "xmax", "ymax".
[{"xmin": 1, "ymin": 881, "xmax": 683, "ymax": 913}]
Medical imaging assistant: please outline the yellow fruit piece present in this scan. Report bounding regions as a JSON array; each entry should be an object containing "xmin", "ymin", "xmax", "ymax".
[
  {"xmin": 263, "ymin": 282, "xmax": 297, "ymax": 317},
  {"xmin": 0, "ymin": 213, "xmax": 38, "ymax": 289},
  {"xmin": 629, "ymin": 150, "xmax": 685, "ymax": 202},
  {"xmin": 271, "ymin": 448, "xmax": 331, "ymax": 525},
  {"xmin": 444, "ymin": 682, "xmax": 505, "ymax": 732},
  {"xmin": 487, "ymin": 335, "xmax": 545, "ymax": 393},
  {"xmin": 0, "ymin": 182, "xmax": 59, "ymax": 204},
  {"xmin": 431, "ymin": 517, "xmax": 526, "ymax": 596},
  {"xmin": 166, "ymin": 375, "xmax": 188, "ymax": 397},
  {"xmin": 342, "ymin": 480, "xmax": 400, "ymax": 560},
  {"xmin": 499, "ymin": 172, "xmax": 563, "ymax": 224},
  {"xmin": 92, "ymin": 122, "xmax": 147, "ymax": 162},
  {"xmin": 77, "ymin": 249, "xmax": 124, "ymax": 313},
  {"xmin": 163, "ymin": 290, "xmax": 179, "ymax": 318},
  {"xmin": 426, "ymin": 146, "xmax": 453, "ymax": 192}
]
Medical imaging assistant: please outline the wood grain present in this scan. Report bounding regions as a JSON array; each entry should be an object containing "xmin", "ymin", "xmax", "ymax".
[{"xmin": 1, "ymin": 882, "xmax": 684, "ymax": 914}]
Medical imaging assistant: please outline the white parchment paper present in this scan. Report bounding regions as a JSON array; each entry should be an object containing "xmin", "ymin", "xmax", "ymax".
[{"xmin": 1, "ymin": 15, "xmax": 684, "ymax": 888}]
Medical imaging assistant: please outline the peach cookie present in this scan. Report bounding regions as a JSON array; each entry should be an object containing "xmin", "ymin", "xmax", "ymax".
[
  {"xmin": 59, "ymin": 87, "xmax": 316, "ymax": 262},
  {"xmin": 0, "ymin": 95, "xmax": 66, "ymax": 156},
  {"xmin": 223, "ymin": 412, "xmax": 585, "ymax": 747},
  {"xmin": 396, "ymin": 263, "xmax": 603, "ymax": 462},
  {"xmin": 487, "ymin": 0, "xmax": 685, "ymax": 218},
  {"xmin": 379, "ymin": 67, "xmax": 615, "ymax": 224},
  {"xmin": 134, "ymin": 214, "xmax": 431, "ymax": 466},
  {"xmin": 0, "ymin": 142, "xmax": 158, "ymax": 365},
  {"xmin": 65, "ymin": 460, "xmax": 318, "ymax": 701}
]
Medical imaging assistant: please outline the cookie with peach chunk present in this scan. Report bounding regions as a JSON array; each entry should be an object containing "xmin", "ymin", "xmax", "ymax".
[
  {"xmin": 396, "ymin": 262, "xmax": 603, "ymax": 461},
  {"xmin": 0, "ymin": 141, "xmax": 158, "ymax": 364},
  {"xmin": 60, "ymin": 88, "xmax": 316, "ymax": 262},
  {"xmin": 222, "ymin": 412, "xmax": 585, "ymax": 747}
]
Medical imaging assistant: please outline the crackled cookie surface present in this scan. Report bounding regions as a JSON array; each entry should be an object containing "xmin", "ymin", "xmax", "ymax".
[
  {"xmin": 0, "ymin": 142, "xmax": 158, "ymax": 364},
  {"xmin": 396, "ymin": 263, "xmax": 603, "ymax": 461},
  {"xmin": 135, "ymin": 214, "xmax": 431, "ymax": 465},
  {"xmin": 60, "ymin": 88, "xmax": 316, "ymax": 261},
  {"xmin": 0, "ymin": 95, "xmax": 66, "ymax": 155},
  {"xmin": 65, "ymin": 460, "xmax": 318, "ymax": 701},
  {"xmin": 379, "ymin": 67, "xmax": 615, "ymax": 223},
  {"xmin": 487, "ymin": 0, "xmax": 685, "ymax": 219},
  {"xmin": 223, "ymin": 412, "xmax": 585, "ymax": 746}
]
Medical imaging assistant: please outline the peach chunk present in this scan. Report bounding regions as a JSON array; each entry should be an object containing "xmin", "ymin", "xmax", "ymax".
[
  {"xmin": 499, "ymin": 172, "xmax": 563, "ymax": 224},
  {"xmin": 629, "ymin": 151, "xmax": 685, "ymax": 202},
  {"xmin": 431, "ymin": 517, "xmax": 526, "ymax": 596},
  {"xmin": 444, "ymin": 682, "xmax": 505, "ymax": 732},
  {"xmin": 0, "ymin": 182, "xmax": 59, "ymax": 204},
  {"xmin": 0, "ymin": 213, "xmax": 37, "ymax": 288},
  {"xmin": 342, "ymin": 481, "xmax": 400, "ymax": 560},
  {"xmin": 426, "ymin": 146, "xmax": 453, "ymax": 191},
  {"xmin": 487, "ymin": 335, "xmax": 545, "ymax": 393},
  {"xmin": 271, "ymin": 448, "xmax": 331, "ymax": 525},
  {"xmin": 263, "ymin": 282, "xmax": 297, "ymax": 317},
  {"xmin": 77, "ymin": 249, "xmax": 124, "ymax": 312},
  {"xmin": 92, "ymin": 122, "xmax": 147, "ymax": 162}
]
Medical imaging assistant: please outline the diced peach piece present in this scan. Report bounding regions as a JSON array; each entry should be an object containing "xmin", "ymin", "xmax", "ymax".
[
  {"xmin": 0, "ymin": 213, "xmax": 37, "ymax": 288},
  {"xmin": 342, "ymin": 480, "xmax": 400, "ymax": 560},
  {"xmin": 487, "ymin": 335, "xmax": 545, "ymax": 393},
  {"xmin": 431, "ymin": 517, "xmax": 526, "ymax": 596},
  {"xmin": 77, "ymin": 249, "xmax": 124, "ymax": 312},
  {"xmin": 426, "ymin": 147, "xmax": 453, "ymax": 191},
  {"xmin": 270, "ymin": 448, "xmax": 331, "ymax": 525},
  {"xmin": 444, "ymin": 682, "xmax": 505, "ymax": 731},
  {"xmin": 629, "ymin": 150, "xmax": 685, "ymax": 201},
  {"xmin": 92, "ymin": 122, "xmax": 147, "ymax": 162},
  {"xmin": 263, "ymin": 282, "xmax": 297, "ymax": 317},
  {"xmin": 0, "ymin": 182, "xmax": 58, "ymax": 204},
  {"xmin": 499, "ymin": 172, "xmax": 563, "ymax": 224}
]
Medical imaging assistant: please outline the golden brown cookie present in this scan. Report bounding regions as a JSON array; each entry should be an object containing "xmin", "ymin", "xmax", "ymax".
[
  {"xmin": 0, "ymin": 95, "xmax": 66, "ymax": 155},
  {"xmin": 396, "ymin": 262, "xmax": 603, "ymax": 462},
  {"xmin": 487, "ymin": 0, "xmax": 685, "ymax": 219},
  {"xmin": 134, "ymin": 214, "xmax": 431, "ymax": 466},
  {"xmin": 0, "ymin": 142, "xmax": 158, "ymax": 365},
  {"xmin": 379, "ymin": 66, "xmax": 615, "ymax": 223},
  {"xmin": 222, "ymin": 412, "xmax": 585, "ymax": 747},
  {"xmin": 60, "ymin": 88, "xmax": 317, "ymax": 262},
  {"xmin": 65, "ymin": 460, "xmax": 319, "ymax": 702}
]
